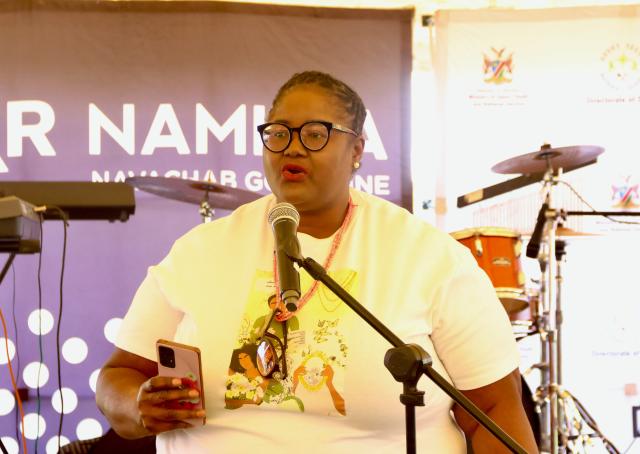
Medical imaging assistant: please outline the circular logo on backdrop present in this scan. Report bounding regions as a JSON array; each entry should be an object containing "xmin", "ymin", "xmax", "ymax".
[{"xmin": 600, "ymin": 43, "xmax": 640, "ymax": 90}]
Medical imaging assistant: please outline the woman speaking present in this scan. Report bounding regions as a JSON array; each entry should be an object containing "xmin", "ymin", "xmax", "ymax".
[{"xmin": 96, "ymin": 70, "xmax": 537, "ymax": 453}]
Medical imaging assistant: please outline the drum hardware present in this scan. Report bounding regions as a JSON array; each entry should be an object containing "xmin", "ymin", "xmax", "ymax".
[
  {"xmin": 522, "ymin": 362, "xmax": 549, "ymax": 376},
  {"xmin": 455, "ymin": 144, "xmax": 619, "ymax": 452},
  {"xmin": 489, "ymin": 144, "xmax": 618, "ymax": 453},
  {"xmin": 125, "ymin": 176, "xmax": 261, "ymax": 222},
  {"xmin": 474, "ymin": 235, "xmax": 483, "ymax": 257},
  {"xmin": 198, "ymin": 198, "xmax": 214, "ymax": 223},
  {"xmin": 510, "ymin": 288, "xmax": 541, "ymax": 341},
  {"xmin": 557, "ymin": 389, "xmax": 621, "ymax": 453},
  {"xmin": 527, "ymin": 163, "xmax": 591, "ymax": 454}
]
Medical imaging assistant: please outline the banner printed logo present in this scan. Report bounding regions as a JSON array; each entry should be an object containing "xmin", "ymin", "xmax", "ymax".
[
  {"xmin": 483, "ymin": 47, "xmax": 514, "ymax": 84},
  {"xmin": 600, "ymin": 43, "xmax": 640, "ymax": 90},
  {"xmin": 611, "ymin": 175, "xmax": 640, "ymax": 209}
]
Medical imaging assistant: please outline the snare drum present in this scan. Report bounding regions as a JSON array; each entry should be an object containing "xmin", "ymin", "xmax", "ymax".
[
  {"xmin": 510, "ymin": 288, "xmax": 541, "ymax": 339},
  {"xmin": 450, "ymin": 227, "xmax": 529, "ymax": 314}
]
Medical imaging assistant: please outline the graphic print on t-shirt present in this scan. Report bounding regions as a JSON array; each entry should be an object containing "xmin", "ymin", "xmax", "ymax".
[{"xmin": 224, "ymin": 268, "xmax": 357, "ymax": 417}]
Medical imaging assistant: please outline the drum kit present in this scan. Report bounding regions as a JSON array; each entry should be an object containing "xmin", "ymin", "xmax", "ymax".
[{"xmin": 453, "ymin": 144, "xmax": 622, "ymax": 454}]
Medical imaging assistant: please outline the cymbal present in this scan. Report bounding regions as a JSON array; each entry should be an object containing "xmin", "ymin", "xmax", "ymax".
[
  {"xmin": 556, "ymin": 226, "xmax": 598, "ymax": 237},
  {"xmin": 126, "ymin": 176, "xmax": 261, "ymax": 210},
  {"xmin": 520, "ymin": 226, "xmax": 598, "ymax": 238},
  {"xmin": 492, "ymin": 144, "xmax": 604, "ymax": 175}
]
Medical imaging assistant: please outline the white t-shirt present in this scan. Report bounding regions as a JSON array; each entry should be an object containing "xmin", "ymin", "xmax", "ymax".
[{"xmin": 116, "ymin": 189, "xmax": 519, "ymax": 453}]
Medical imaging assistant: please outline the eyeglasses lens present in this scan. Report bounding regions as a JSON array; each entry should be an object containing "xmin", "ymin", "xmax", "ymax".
[
  {"xmin": 262, "ymin": 124, "xmax": 289, "ymax": 153},
  {"xmin": 262, "ymin": 123, "xmax": 329, "ymax": 152},
  {"xmin": 300, "ymin": 123, "xmax": 329, "ymax": 150}
]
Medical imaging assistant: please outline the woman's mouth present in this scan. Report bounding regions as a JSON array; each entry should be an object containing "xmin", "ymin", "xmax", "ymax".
[{"xmin": 281, "ymin": 164, "xmax": 308, "ymax": 182}]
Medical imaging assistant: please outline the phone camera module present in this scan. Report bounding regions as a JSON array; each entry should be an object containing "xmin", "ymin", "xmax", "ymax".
[{"xmin": 158, "ymin": 345, "xmax": 176, "ymax": 368}]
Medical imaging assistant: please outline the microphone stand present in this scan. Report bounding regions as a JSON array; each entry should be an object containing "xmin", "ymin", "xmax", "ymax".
[{"xmin": 290, "ymin": 255, "xmax": 528, "ymax": 454}]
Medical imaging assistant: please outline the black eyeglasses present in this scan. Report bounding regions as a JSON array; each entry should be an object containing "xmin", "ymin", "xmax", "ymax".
[
  {"xmin": 255, "ymin": 306, "xmax": 288, "ymax": 379},
  {"xmin": 257, "ymin": 121, "xmax": 359, "ymax": 153}
]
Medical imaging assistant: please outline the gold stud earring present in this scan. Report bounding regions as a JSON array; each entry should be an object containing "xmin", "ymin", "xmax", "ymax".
[{"xmin": 353, "ymin": 161, "xmax": 361, "ymax": 169}]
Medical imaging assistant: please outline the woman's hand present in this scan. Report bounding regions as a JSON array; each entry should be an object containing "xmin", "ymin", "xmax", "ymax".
[
  {"xmin": 136, "ymin": 376, "xmax": 205, "ymax": 435},
  {"xmin": 97, "ymin": 348, "xmax": 204, "ymax": 439}
]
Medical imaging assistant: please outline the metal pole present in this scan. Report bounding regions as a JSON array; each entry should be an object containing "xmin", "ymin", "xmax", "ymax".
[
  {"xmin": 545, "ymin": 168, "xmax": 560, "ymax": 454},
  {"xmin": 548, "ymin": 218, "xmax": 558, "ymax": 454},
  {"xmin": 555, "ymin": 242, "xmax": 564, "ymax": 387},
  {"xmin": 555, "ymin": 241, "xmax": 566, "ymax": 449},
  {"xmin": 537, "ymin": 243, "xmax": 550, "ymax": 451}
]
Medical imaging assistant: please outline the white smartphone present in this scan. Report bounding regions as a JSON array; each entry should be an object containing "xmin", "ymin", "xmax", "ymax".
[{"xmin": 156, "ymin": 339, "xmax": 206, "ymax": 426}]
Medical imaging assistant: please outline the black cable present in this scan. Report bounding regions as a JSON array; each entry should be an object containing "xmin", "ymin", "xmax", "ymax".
[
  {"xmin": 45, "ymin": 206, "xmax": 68, "ymax": 454},
  {"xmin": 11, "ymin": 265, "xmax": 21, "ymax": 444},
  {"xmin": 35, "ymin": 213, "xmax": 44, "ymax": 454},
  {"xmin": 561, "ymin": 180, "xmax": 640, "ymax": 225}
]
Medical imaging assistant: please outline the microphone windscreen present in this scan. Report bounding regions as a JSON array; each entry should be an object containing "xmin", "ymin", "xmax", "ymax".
[{"xmin": 268, "ymin": 202, "xmax": 300, "ymax": 228}]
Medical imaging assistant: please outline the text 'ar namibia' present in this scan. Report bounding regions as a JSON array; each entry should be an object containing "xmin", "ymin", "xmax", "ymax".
[{"xmin": 3, "ymin": 101, "xmax": 388, "ymax": 159}]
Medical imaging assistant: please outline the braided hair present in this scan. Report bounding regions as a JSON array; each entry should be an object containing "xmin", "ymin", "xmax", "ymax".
[{"xmin": 268, "ymin": 70, "xmax": 366, "ymax": 135}]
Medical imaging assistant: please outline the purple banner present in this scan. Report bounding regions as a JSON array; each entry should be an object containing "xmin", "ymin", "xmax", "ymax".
[{"xmin": 0, "ymin": 1, "xmax": 411, "ymax": 448}]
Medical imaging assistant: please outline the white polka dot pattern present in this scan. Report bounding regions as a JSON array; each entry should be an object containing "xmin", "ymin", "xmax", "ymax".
[
  {"xmin": 0, "ymin": 338, "xmax": 16, "ymax": 364},
  {"xmin": 20, "ymin": 413, "xmax": 46, "ymax": 440},
  {"xmin": 46, "ymin": 435, "xmax": 70, "ymax": 454},
  {"xmin": 0, "ymin": 437, "xmax": 18, "ymax": 454},
  {"xmin": 27, "ymin": 309, "xmax": 55, "ymax": 335},
  {"xmin": 76, "ymin": 418, "xmax": 103, "ymax": 440},
  {"xmin": 0, "ymin": 388, "xmax": 15, "ymax": 416},
  {"xmin": 89, "ymin": 369, "xmax": 101, "ymax": 393},
  {"xmin": 52, "ymin": 387, "xmax": 78, "ymax": 414},
  {"xmin": 62, "ymin": 337, "xmax": 88, "ymax": 364},
  {"xmin": 22, "ymin": 362, "xmax": 49, "ymax": 389},
  {"xmin": 103, "ymin": 318, "xmax": 122, "ymax": 344}
]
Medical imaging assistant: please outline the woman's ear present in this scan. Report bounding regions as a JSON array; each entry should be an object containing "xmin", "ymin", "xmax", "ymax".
[{"xmin": 352, "ymin": 135, "xmax": 365, "ymax": 166}]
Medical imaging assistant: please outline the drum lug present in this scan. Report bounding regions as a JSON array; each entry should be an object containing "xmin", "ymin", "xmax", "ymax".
[{"xmin": 474, "ymin": 235, "xmax": 483, "ymax": 257}]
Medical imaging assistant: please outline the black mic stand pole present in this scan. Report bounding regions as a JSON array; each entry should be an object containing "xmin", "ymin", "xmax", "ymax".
[{"xmin": 290, "ymin": 255, "xmax": 528, "ymax": 454}]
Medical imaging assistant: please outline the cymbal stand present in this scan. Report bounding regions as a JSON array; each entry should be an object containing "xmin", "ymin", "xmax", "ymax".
[
  {"xmin": 199, "ymin": 199, "xmax": 214, "ymax": 223},
  {"xmin": 555, "ymin": 240, "xmax": 566, "ymax": 389},
  {"xmin": 532, "ymin": 166, "xmax": 619, "ymax": 453},
  {"xmin": 558, "ymin": 389, "xmax": 621, "ymax": 453},
  {"xmin": 534, "ymin": 165, "xmax": 560, "ymax": 453},
  {"xmin": 199, "ymin": 189, "xmax": 214, "ymax": 223},
  {"xmin": 534, "ymin": 164, "xmax": 585, "ymax": 453}
]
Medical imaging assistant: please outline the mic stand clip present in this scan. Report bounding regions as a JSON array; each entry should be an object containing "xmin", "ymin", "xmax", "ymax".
[
  {"xmin": 290, "ymin": 254, "xmax": 527, "ymax": 454},
  {"xmin": 384, "ymin": 344, "xmax": 431, "ymax": 452}
]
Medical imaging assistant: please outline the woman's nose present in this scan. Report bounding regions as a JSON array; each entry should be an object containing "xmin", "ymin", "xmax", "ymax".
[{"xmin": 283, "ymin": 131, "xmax": 307, "ymax": 156}]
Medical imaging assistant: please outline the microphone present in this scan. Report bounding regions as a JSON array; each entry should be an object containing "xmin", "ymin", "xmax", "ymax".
[
  {"xmin": 268, "ymin": 202, "xmax": 302, "ymax": 313},
  {"xmin": 526, "ymin": 202, "xmax": 548, "ymax": 259}
]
